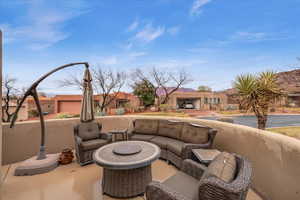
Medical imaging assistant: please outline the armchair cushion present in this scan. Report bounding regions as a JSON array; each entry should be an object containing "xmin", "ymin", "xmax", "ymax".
[
  {"xmin": 163, "ymin": 171, "xmax": 199, "ymax": 200},
  {"xmin": 81, "ymin": 139, "xmax": 108, "ymax": 151},
  {"xmin": 133, "ymin": 119, "xmax": 159, "ymax": 135},
  {"xmin": 77, "ymin": 122, "xmax": 100, "ymax": 141},
  {"xmin": 181, "ymin": 123, "xmax": 209, "ymax": 144},
  {"xmin": 158, "ymin": 120, "xmax": 183, "ymax": 140},
  {"xmin": 204, "ymin": 152, "xmax": 237, "ymax": 183}
]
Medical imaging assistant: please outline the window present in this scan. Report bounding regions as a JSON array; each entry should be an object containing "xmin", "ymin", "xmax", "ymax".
[{"xmin": 217, "ymin": 98, "xmax": 221, "ymax": 104}]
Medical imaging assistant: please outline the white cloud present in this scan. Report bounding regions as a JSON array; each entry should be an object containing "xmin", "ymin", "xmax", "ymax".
[
  {"xmin": 231, "ymin": 31, "xmax": 291, "ymax": 42},
  {"xmin": 134, "ymin": 23, "xmax": 165, "ymax": 43},
  {"xmin": 149, "ymin": 58, "xmax": 207, "ymax": 68},
  {"xmin": 231, "ymin": 32, "xmax": 267, "ymax": 41},
  {"xmin": 127, "ymin": 19, "xmax": 139, "ymax": 32},
  {"xmin": 190, "ymin": 0, "xmax": 212, "ymax": 16},
  {"xmin": 0, "ymin": 0, "xmax": 89, "ymax": 50},
  {"xmin": 167, "ymin": 26, "xmax": 180, "ymax": 36},
  {"xmin": 99, "ymin": 56, "xmax": 118, "ymax": 65},
  {"xmin": 129, "ymin": 52, "xmax": 147, "ymax": 58}
]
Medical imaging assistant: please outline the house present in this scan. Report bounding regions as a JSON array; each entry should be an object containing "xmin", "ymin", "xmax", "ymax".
[
  {"xmin": 2, "ymin": 96, "xmax": 55, "ymax": 121},
  {"xmin": 53, "ymin": 92, "xmax": 140, "ymax": 114},
  {"xmin": 27, "ymin": 96, "xmax": 55, "ymax": 117},
  {"xmin": 157, "ymin": 87, "xmax": 228, "ymax": 111},
  {"xmin": 2, "ymin": 101, "xmax": 28, "ymax": 121}
]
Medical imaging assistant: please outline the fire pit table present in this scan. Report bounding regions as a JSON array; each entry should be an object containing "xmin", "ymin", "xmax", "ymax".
[{"xmin": 93, "ymin": 141, "xmax": 160, "ymax": 198}]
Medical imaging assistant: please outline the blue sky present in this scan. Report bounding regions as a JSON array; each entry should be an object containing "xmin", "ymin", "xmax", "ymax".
[{"xmin": 1, "ymin": 0, "xmax": 300, "ymax": 94}]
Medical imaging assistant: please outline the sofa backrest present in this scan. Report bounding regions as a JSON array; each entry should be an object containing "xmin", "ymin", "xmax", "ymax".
[
  {"xmin": 133, "ymin": 119, "xmax": 159, "ymax": 135},
  {"xmin": 181, "ymin": 123, "xmax": 209, "ymax": 144},
  {"xmin": 75, "ymin": 122, "xmax": 101, "ymax": 141},
  {"xmin": 157, "ymin": 120, "xmax": 184, "ymax": 140}
]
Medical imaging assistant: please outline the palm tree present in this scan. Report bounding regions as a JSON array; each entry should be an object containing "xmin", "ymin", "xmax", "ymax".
[{"xmin": 234, "ymin": 71, "xmax": 283, "ymax": 130}]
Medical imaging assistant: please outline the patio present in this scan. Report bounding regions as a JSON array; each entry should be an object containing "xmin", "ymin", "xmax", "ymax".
[
  {"xmin": 2, "ymin": 116, "xmax": 300, "ymax": 200},
  {"xmin": 1, "ymin": 159, "xmax": 262, "ymax": 200}
]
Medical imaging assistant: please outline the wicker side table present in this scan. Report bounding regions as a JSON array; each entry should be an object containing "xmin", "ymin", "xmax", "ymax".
[
  {"xmin": 94, "ymin": 141, "xmax": 160, "ymax": 198},
  {"xmin": 192, "ymin": 149, "xmax": 221, "ymax": 166}
]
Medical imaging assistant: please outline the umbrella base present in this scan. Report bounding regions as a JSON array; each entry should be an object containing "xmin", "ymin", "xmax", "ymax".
[{"xmin": 14, "ymin": 154, "xmax": 59, "ymax": 176}]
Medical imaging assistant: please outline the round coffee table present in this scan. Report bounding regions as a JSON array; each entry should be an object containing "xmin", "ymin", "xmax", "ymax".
[{"xmin": 93, "ymin": 141, "xmax": 160, "ymax": 198}]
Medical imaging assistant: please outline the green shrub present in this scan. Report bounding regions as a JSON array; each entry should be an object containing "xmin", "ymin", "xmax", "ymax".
[
  {"xmin": 159, "ymin": 104, "xmax": 170, "ymax": 112},
  {"xmin": 115, "ymin": 108, "xmax": 125, "ymax": 115},
  {"xmin": 56, "ymin": 113, "xmax": 79, "ymax": 119},
  {"xmin": 95, "ymin": 110, "xmax": 106, "ymax": 116},
  {"xmin": 28, "ymin": 109, "xmax": 39, "ymax": 117}
]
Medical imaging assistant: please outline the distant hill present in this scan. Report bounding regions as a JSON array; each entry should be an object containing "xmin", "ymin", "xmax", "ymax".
[
  {"xmin": 223, "ymin": 69, "xmax": 300, "ymax": 104},
  {"xmin": 276, "ymin": 69, "xmax": 300, "ymax": 94}
]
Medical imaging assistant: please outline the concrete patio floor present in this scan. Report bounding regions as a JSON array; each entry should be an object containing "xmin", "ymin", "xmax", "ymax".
[{"xmin": 1, "ymin": 160, "xmax": 262, "ymax": 200}]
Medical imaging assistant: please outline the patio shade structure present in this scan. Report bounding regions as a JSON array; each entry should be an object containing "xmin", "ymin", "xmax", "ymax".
[
  {"xmin": 10, "ymin": 62, "xmax": 89, "ymax": 176},
  {"xmin": 80, "ymin": 66, "xmax": 94, "ymax": 122}
]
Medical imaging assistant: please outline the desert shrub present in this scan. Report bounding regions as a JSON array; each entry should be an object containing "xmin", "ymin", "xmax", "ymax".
[
  {"xmin": 159, "ymin": 104, "xmax": 170, "ymax": 112},
  {"xmin": 115, "ymin": 108, "xmax": 125, "ymax": 115},
  {"xmin": 95, "ymin": 110, "xmax": 106, "ymax": 116},
  {"xmin": 56, "ymin": 113, "xmax": 79, "ymax": 119},
  {"xmin": 72, "ymin": 114, "xmax": 80, "ymax": 118},
  {"xmin": 28, "ymin": 109, "xmax": 39, "ymax": 117}
]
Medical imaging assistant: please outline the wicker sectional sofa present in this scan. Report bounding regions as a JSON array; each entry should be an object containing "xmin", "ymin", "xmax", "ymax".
[{"xmin": 129, "ymin": 119, "xmax": 217, "ymax": 168}]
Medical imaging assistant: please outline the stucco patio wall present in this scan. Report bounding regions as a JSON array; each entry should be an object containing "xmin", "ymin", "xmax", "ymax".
[{"xmin": 2, "ymin": 115, "xmax": 300, "ymax": 200}]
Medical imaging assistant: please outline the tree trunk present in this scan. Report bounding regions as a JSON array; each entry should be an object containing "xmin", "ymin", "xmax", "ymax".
[{"xmin": 257, "ymin": 114, "xmax": 267, "ymax": 130}]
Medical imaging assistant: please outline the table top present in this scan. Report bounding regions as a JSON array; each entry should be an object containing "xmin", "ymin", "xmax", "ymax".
[
  {"xmin": 93, "ymin": 141, "xmax": 160, "ymax": 170},
  {"xmin": 192, "ymin": 149, "xmax": 221, "ymax": 163}
]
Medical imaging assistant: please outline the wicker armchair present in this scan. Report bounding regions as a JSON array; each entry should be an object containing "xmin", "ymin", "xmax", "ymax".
[
  {"xmin": 146, "ymin": 153, "xmax": 252, "ymax": 200},
  {"xmin": 74, "ymin": 122, "xmax": 112, "ymax": 166}
]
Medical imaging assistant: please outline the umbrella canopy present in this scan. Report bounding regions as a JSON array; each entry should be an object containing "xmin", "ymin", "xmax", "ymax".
[{"xmin": 80, "ymin": 67, "xmax": 94, "ymax": 122}]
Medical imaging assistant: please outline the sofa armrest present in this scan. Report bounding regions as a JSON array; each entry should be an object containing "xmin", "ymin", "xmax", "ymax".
[
  {"xmin": 146, "ymin": 181, "xmax": 191, "ymax": 200},
  {"xmin": 181, "ymin": 159, "xmax": 207, "ymax": 180},
  {"xmin": 99, "ymin": 132, "xmax": 112, "ymax": 142},
  {"xmin": 181, "ymin": 143, "xmax": 211, "ymax": 160},
  {"xmin": 74, "ymin": 135, "xmax": 82, "ymax": 145}
]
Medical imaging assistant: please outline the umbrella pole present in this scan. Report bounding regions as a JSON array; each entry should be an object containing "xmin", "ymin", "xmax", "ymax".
[{"xmin": 32, "ymin": 89, "xmax": 46, "ymax": 160}]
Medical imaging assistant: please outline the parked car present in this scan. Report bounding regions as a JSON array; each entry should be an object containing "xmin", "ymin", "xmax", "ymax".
[{"xmin": 184, "ymin": 103, "xmax": 194, "ymax": 109}]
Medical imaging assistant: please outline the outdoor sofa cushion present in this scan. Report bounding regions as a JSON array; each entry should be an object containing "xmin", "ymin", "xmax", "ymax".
[
  {"xmin": 150, "ymin": 135, "xmax": 185, "ymax": 149},
  {"xmin": 77, "ymin": 122, "xmax": 100, "ymax": 141},
  {"xmin": 163, "ymin": 171, "xmax": 199, "ymax": 200},
  {"xmin": 131, "ymin": 134, "xmax": 155, "ymax": 141},
  {"xmin": 181, "ymin": 123, "xmax": 209, "ymax": 144},
  {"xmin": 157, "ymin": 120, "xmax": 184, "ymax": 140},
  {"xmin": 81, "ymin": 139, "xmax": 108, "ymax": 151},
  {"xmin": 167, "ymin": 139, "xmax": 185, "ymax": 156},
  {"xmin": 134, "ymin": 119, "xmax": 159, "ymax": 135},
  {"xmin": 204, "ymin": 152, "xmax": 237, "ymax": 183}
]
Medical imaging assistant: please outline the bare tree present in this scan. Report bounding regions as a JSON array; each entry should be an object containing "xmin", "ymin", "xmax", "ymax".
[
  {"xmin": 59, "ymin": 72, "xmax": 84, "ymax": 91},
  {"xmin": 132, "ymin": 67, "xmax": 192, "ymax": 105},
  {"xmin": 93, "ymin": 68, "xmax": 126, "ymax": 111},
  {"xmin": 2, "ymin": 76, "xmax": 23, "ymax": 122},
  {"xmin": 60, "ymin": 67, "xmax": 126, "ymax": 112}
]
